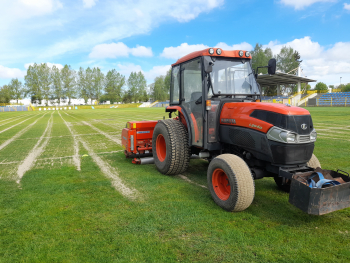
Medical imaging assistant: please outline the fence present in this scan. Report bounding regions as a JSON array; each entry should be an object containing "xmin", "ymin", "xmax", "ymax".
[{"xmin": 0, "ymin": 106, "xmax": 29, "ymax": 112}]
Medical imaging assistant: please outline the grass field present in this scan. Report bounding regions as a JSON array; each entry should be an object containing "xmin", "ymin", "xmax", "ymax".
[{"xmin": 0, "ymin": 107, "xmax": 350, "ymax": 262}]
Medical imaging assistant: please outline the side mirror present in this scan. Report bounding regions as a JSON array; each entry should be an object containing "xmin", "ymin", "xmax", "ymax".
[
  {"xmin": 268, "ymin": 58, "xmax": 276, "ymax": 75},
  {"xmin": 203, "ymin": 56, "xmax": 213, "ymax": 73}
]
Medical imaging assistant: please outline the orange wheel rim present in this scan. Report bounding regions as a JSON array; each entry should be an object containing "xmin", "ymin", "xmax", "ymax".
[
  {"xmin": 212, "ymin": 168, "xmax": 231, "ymax": 201},
  {"xmin": 156, "ymin": 134, "xmax": 166, "ymax": 162}
]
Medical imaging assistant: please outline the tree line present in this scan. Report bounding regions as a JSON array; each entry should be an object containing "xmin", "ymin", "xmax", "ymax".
[{"xmin": 0, "ymin": 63, "xmax": 172, "ymax": 105}]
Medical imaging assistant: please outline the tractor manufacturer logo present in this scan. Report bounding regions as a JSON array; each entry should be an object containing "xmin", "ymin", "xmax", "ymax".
[
  {"xmin": 301, "ymin": 123, "xmax": 307, "ymax": 130},
  {"xmin": 249, "ymin": 123, "xmax": 262, "ymax": 130},
  {"xmin": 221, "ymin": 118, "xmax": 236, "ymax": 124}
]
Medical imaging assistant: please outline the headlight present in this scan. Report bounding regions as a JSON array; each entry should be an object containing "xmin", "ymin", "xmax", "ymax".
[
  {"xmin": 216, "ymin": 48, "xmax": 222, "ymax": 55},
  {"xmin": 245, "ymin": 51, "xmax": 250, "ymax": 57},
  {"xmin": 267, "ymin": 127, "xmax": 297, "ymax": 144},
  {"xmin": 310, "ymin": 129, "xmax": 317, "ymax": 141},
  {"xmin": 209, "ymin": 48, "xmax": 214, "ymax": 55},
  {"xmin": 286, "ymin": 133, "xmax": 296, "ymax": 143}
]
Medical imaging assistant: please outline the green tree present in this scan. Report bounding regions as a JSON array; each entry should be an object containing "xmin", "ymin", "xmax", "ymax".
[
  {"xmin": 38, "ymin": 63, "xmax": 52, "ymax": 106},
  {"xmin": 127, "ymin": 71, "xmax": 147, "ymax": 102},
  {"xmin": 251, "ymin": 43, "xmax": 275, "ymax": 95},
  {"xmin": 251, "ymin": 43, "xmax": 273, "ymax": 75},
  {"xmin": 104, "ymin": 69, "xmax": 125, "ymax": 104},
  {"xmin": 152, "ymin": 76, "xmax": 167, "ymax": 101},
  {"xmin": 315, "ymin": 82, "xmax": 328, "ymax": 92},
  {"xmin": 342, "ymin": 83, "xmax": 350, "ymax": 92},
  {"xmin": 25, "ymin": 63, "xmax": 42, "ymax": 104},
  {"xmin": 92, "ymin": 67, "xmax": 104, "ymax": 102},
  {"xmin": 8, "ymin": 78, "xmax": 24, "ymax": 104},
  {"xmin": 61, "ymin": 65, "xmax": 76, "ymax": 105},
  {"xmin": 276, "ymin": 46, "xmax": 300, "ymax": 74},
  {"xmin": 77, "ymin": 67, "xmax": 89, "ymax": 104},
  {"xmin": 51, "ymin": 65, "xmax": 63, "ymax": 105},
  {"xmin": 85, "ymin": 67, "xmax": 94, "ymax": 104},
  {"xmin": 0, "ymin": 85, "xmax": 13, "ymax": 103}
]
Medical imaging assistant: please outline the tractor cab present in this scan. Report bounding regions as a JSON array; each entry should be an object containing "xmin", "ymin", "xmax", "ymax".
[{"xmin": 166, "ymin": 48, "xmax": 266, "ymax": 151}]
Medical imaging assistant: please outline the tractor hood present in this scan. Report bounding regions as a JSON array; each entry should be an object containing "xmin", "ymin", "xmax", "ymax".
[{"xmin": 219, "ymin": 102, "xmax": 312, "ymax": 134}]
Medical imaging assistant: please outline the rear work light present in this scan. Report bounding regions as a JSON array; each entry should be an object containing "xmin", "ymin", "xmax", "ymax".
[
  {"xmin": 209, "ymin": 48, "xmax": 214, "ymax": 55},
  {"xmin": 216, "ymin": 48, "xmax": 222, "ymax": 55},
  {"xmin": 238, "ymin": 50, "xmax": 244, "ymax": 57},
  {"xmin": 245, "ymin": 51, "xmax": 250, "ymax": 57}
]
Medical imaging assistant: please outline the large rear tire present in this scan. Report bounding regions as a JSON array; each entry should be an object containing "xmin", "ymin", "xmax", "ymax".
[
  {"xmin": 207, "ymin": 154, "xmax": 255, "ymax": 212},
  {"xmin": 307, "ymin": 153, "xmax": 321, "ymax": 169},
  {"xmin": 152, "ymin": 119, "xmax": 190, "ymax": 175}
]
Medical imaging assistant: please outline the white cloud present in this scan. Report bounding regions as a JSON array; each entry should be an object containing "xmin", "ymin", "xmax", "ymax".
[
  {"xmin": 280, "ymin": 0, "xmax": 335, "ymax": 10},
  {"xmin": 82, "ymin": 0, "xmax": 97, "ymax": 8},
  {"xmin": 24, "ymin": 62, "xmax": 64, "ymax": 69},
  {"xmin": 161, "ymin": 42, "xmax": 254, "ymax": 60},
  {"xmin": 160, "ymin": 43, "xmax": 209, "ymax": 59},
  {"xmin": 89, "ymin": 42, "xmax": 153, "ymax": 59},
  {"xmin": 37, "ymin": 0, "xmax": 223, "ymax": 59},
  {"xmin": 344, "ymin": 3, "xmax": 350, "ymax": 10},
  {"xmin": 130, "ymin": 45, "xmax": 153, "ymax": 57},
  {"xmin": 18, "ymin": 0, "xmax": 63, "ymax": 17},
  {"xmin": 0, "ymin": 65, "xmax": 26, "ymax": 79},
  {"xmin": 215, "ymin": 42, "xmax": 253, "ymax": 51}
]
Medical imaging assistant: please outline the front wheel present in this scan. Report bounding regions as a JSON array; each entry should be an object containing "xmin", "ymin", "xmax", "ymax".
[{"xmin": 207, "ymin": 154, "xmax": 255, "ymax": 212}]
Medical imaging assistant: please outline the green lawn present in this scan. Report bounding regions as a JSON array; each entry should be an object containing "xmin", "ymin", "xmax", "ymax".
[{"xmin": 0, "ymin": 107, "xmax": 349, "ymax": 262}]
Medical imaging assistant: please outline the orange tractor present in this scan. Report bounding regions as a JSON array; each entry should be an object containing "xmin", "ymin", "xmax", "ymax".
[{"xmin": 122, "ymin": 48, "xmax": 350, "ymax": 215}]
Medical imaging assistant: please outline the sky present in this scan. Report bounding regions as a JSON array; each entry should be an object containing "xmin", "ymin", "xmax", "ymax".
[{"xmin": 0, "ymin": 0, "xmax": 350, "ymax": 88}]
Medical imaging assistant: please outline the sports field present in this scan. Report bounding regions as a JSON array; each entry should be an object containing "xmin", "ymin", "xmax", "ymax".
[{"xmin": 0, "ymin": 107, "xmax": 349, "ymax": 262}]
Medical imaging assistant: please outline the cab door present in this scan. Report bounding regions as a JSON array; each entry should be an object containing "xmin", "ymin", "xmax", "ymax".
[{"xmin": 180, "ymin": 58, "xmax": 203, "ymax": 147}]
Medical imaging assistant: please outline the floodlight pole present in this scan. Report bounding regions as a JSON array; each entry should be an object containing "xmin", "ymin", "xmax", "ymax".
[{"xmin": 340, "ymin": 77, "xmax": 342, "ymax": 86}]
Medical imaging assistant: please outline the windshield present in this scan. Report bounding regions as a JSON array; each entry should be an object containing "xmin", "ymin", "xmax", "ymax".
[{"xmin": 209, "ymin": 58, "xmax": 260, "ymax": 96}]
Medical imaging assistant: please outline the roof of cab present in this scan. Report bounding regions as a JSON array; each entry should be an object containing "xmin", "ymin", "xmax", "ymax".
[{"xmin": 171, "ymin": 48, "xmax": 251, "ymax": 66}]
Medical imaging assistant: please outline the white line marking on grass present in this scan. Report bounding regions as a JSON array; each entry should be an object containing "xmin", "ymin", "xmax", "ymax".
[
  {"xmin": 16, "ymin": 113, "xmax": 53, "ymax": 184},
  {"xmin": 58, "ymin": 111, "xmax": 81, "ymax": 171},
  {"xmin": 60, "ymin": 113, "xmax": 139, "ymax": 200},
  {"xmin": 0, "ymin": 114, "xmax": 38, "ymax": 134},
  {"xmin": 177, "ymin": 174, "xmax": 207, "ymax": 189},
  {"xmin": 0, "ymin": 114, "xmax": 47, "ymax": 152}
]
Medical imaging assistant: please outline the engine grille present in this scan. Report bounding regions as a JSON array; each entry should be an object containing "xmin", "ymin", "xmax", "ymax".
[{"xmin": 298, "ymin": 135, "xmax": 311, "ymax": 143}]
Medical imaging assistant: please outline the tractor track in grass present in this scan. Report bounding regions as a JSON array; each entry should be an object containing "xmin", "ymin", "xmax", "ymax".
[
  {"xmin": 58, "ymin": 111, "xmax": 81, "ymax": 171},
  {"xmin": 0, "ymin": 114, "xmax": 38, "ymax": 134},
  {"xmin": 16, "ymin": 113, "xmax": 53, "ymax": 184},
  {"xmin": 59, "ymin": 112, "xmax": 139, "ymax": 200},
  {"xmin": 177, "ymin": 175, "xmax": 207, "ymax": 189},
  {"xmin": 64, "ymin": 112, "xmax": 122, "ymax": 145},
  {"xmin": 0, "ymin": 114, "xmax": 47, "ymax": 152}
]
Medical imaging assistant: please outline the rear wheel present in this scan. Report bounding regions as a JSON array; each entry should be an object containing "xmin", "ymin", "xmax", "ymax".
[
  {"xmin": 207, "ymin": 154, "xmax": 255, "ymax": 212},
  {"xmin": 152, "ymin": 119, "xmax": 190, "ymax": 175}
]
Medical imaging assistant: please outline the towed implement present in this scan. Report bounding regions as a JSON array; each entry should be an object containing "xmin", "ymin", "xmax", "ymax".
[{"xmin": 122, "ymin": 48, "xmax": 350, "ymax": 215}]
